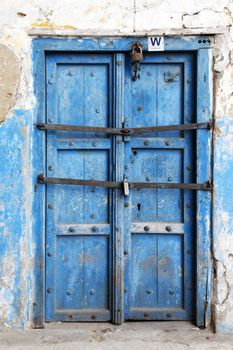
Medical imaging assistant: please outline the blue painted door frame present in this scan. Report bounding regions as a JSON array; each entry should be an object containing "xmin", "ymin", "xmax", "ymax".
[{"xmin": 32, "ymin": 36, "xmax": 213, "ymax": 328}]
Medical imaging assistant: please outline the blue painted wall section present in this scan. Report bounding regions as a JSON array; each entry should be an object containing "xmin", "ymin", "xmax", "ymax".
[
  {"xmin": 213, "ymin": 118, "xmax": 233, "ymax": 334},
  {"xmin": 0, "ymin": 109, "xmax": 32, "ymax": 328}
]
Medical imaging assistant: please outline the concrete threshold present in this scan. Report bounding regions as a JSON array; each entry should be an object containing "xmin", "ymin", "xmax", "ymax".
[{"xmin": 0, "ymin": 321, "xmax": 233, "ymax": 350}]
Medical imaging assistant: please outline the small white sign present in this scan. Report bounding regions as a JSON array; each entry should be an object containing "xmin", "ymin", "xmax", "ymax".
[{"xmin": 148, "ymin": 36, "xmax": 164, "ymax": 51}]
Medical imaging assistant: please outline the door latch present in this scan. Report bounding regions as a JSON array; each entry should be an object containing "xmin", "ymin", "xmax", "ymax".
[{"xmin": 123, "ymin": 175, "xmax": 129, "ymax": 196}]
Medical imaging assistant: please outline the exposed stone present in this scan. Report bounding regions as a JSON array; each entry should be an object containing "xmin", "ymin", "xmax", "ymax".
[{"xmin": 0, "ymin": 45, "xmax": 20, "ymax": 123}]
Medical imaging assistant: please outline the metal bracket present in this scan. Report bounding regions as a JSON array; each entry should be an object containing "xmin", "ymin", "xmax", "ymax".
[
  {"xmin": 37, "ymin": 122, "xmax": 213, "ymax": 135},
  {"xmin": 38, "ymin": 175, "xmax": 212, "ymax": 191}
]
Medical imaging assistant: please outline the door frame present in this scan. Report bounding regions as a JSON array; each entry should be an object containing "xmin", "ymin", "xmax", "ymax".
[{"xmin": 32, "ymin": 36, "xmax": 213, "ymax": 328}]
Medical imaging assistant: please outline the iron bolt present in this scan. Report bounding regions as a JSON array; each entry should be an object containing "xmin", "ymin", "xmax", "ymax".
[
  {"xmin": 144, "ymin": 312, "xmax": 149, "ymax": 318},
  {"xmin": 48, "ymin": 165, "xmax": 54, "ymax": 171},
  {"xmin": 167, "ymin": 313, "xmax": 171, "ymax": 318},
  {"xmin": 47, "ymin": 252, "xmax": 52, "ymax": 257},
  {"xmin": 96, "ymin": 109, "xmax": 100, "ymax": 114},
  {"xmin": 90, "ymin": 214, "xmax": 96, "ymax": 219},
  {"xmin": 92, "ymin": 226, "xmax": 97, "ymax": 232},
  {"xmin": 124, "ymin": 249, "xmax": 128, "ymax": 255},
  {"xmin": 47, "ymin": 288, "xmax": 52, "ymax": 294},
  {"xmin": 144, "ymin": 226, "xmax": 150, "ymax": 232},
  {"xmin": 144, "ymin": 140, "xmax": 149, "ymax": 146},
  {"xmin": 167, "ymin": 176, "xmax": 172, "ymax": 182},
  {"xmin": 169, "ymin": 289, "xmax": 174, "ymax": 295},
  {"xmin": 66, "ymin": 290, "xmax": 72, "ymax": 296},
  {"xmin": 48, "ymin": 204, "xmax": 53, "ymax": 209},
  {"xmin": 165, "ymin": 140, "xmax": 170, "ymax": 146},
  {"xmin": 69, "ymin": 227, "xmax": 75, "ymax": 232},
  {"xmin": 124, "ymin": 202, "xmax": 129, "ymax": 208},
  {"xmin": 146, "ymin": 176, "xmax": 151, "ymax": 182},
  {"xmin": 90, "ymin": 72, "xmax": 95, "ymax": 77},
  {"xmin": 91, "ymin": 315, "xmax": 97, "ymax": 320},
  {"xmin": 69, "ymin": 142, "xmax": 74, "ymax": 146},
  {"xmin": 146, "ymin": 289, "xmax": 152, "ymax": 294},
  {"xmin": 137, "ymin": 105, "xmax": 142, "ymax": 112},
  {"xmin": 92, "ymin": 142, "xmax": 97, "ymax": 147},
  {"xmin": 90, "ymin": 289, "xmax": 96, "ymax": 295},
  {"xmin": 90, "ymin": 188, "xmax": 96, "ymax": 193},
  {"xmin": 124, "ymin": 288, "xmax": 128, "ymax": 293},
  {"xmin": 166, "ymin": 226, "xmax": 172, "ymax": 232}
]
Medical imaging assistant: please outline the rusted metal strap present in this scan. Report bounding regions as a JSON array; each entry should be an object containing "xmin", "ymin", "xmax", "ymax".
[
  {"xmin": 38, "ymin": 175, "xmax": 212, "ymax": 191},
  {"xmin": 37, "ymin": 122, "xmax": 212, "ymax": 135}
]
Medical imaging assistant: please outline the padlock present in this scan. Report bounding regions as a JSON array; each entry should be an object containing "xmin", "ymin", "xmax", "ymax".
[{"xmin": 131, "ymin": 45, "xmax": 143, "ymax": 62}]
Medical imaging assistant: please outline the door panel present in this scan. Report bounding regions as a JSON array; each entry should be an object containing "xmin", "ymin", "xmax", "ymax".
[
  {"xmin": 123, "ymin": 53, "xmax": 195, "ymax": 320},
  {"xmin": 45, "ymin": 53, "xmax": 114, "ymax": 321}
]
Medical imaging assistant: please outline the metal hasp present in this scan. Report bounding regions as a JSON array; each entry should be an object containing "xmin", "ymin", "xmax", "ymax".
[
  {"xmin": 37, "ymin": 121, "xmax": 213, "ymax": 135},
  {"xmin": 38, "ymin": 174, "xmax": 212, "ymax": 191}
]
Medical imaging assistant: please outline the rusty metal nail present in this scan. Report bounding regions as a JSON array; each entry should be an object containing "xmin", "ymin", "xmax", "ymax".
[
  {"xmin": 66, "ymin": 290, "xmax": 72, "ymax": 296},
  {"xmin": 90, "ymin": 289, "xmax": 96, "ymax": 295},
  {"xmin": 165, "ymin": 140, "xmax": 170, "ymax": 146},
  {"xmin": 144, "ymin": 312, "xmax": 149, "ymax": 318},
  {"xmin": 169, "ymin": 289, "xmax": 174, "ymax": 295},
  {"xmin": 167, "ymin": 313, "xmax": 171, "ymax": 318},
  {"xmin": 91, "ymin": 315, "xmax": 97, "ymax": 320},
  {"xmin": 47, "ymin": 288, "xmax": 52, "ymax": 293},
  {"xmin": 48, "ymin": 204, "xmax": 53, "ymax": 209},
  {"xmin": 137, "ymin": 105, "xmax": 142, "ymax": 112},
  {"xmin": 47, "ymin": 252, "xmax": 52, "ymax": 257},
  {"xmin": 166, "ymin": 226, "xmax": 172, "ymax": 232},
  {"xmin": 144, "ymin": 226, "xmax": 150, "ymax": 232},
  {"xmin": 146, "ymin": 289, "xmax": 152, "ymax": 294},
  {"xmin": 144, "ymin": 140, "xmax": 149, "ymax": 146},
  {"xmin": 124, "ymin": 202, "xmax": 129, "ymax": 208}
]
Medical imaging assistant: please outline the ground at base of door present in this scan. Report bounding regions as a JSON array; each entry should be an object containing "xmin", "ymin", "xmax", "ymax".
[{"xmin": 0, "ymin": 322, "xmax": 233, "ymax": 350}]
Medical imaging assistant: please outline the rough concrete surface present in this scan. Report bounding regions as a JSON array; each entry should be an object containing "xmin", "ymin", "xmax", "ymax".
[{"xmin": 0, "ymin": 322, "xmax": 233, "ymax": 350}]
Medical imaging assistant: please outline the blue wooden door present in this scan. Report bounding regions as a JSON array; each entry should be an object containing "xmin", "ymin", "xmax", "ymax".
[
  {"xmin": 123, "ymin": 53, "xmax": 195, "ymax": 321},
  {"xmin": 45, "ymin": 51, "xmax": 195, "ymax": 323}
]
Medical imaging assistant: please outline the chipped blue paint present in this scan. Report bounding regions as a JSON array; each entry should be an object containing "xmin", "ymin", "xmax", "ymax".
[
  {"xmin": 213, "ymin": 118, "xmax": 233, "ymax": 335},
  {"xmin": 30, "ymin": 36, "xmax": 213, "ymax": 328},
  {"xmin": 0, "ymin": 109, "xmax": 32, "ymax": 328}
]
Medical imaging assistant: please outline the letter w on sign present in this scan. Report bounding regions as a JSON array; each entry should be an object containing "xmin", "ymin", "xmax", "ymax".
[{"xmin": 148, "ymin": 36, "xmax": 165, "ymax": 51}]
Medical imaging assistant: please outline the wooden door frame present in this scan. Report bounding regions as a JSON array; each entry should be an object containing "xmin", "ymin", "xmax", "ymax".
[{"xmin": 32, "ymin": 36, "xmax": 213, "ymax": 328}]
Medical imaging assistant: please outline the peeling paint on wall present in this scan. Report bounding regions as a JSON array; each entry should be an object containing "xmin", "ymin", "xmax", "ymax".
[{"xmin": 0, "ymin": 45, "xmax": 20, "ymax": 123}]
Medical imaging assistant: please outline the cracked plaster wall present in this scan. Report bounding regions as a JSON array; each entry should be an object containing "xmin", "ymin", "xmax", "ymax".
[{"xmin": 0, "ymin": 0, "xmax": 233, "ymax": 333}]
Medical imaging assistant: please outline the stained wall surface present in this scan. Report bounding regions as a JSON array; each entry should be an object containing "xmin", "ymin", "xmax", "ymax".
[{"xmin": 0, "ymin": 0, "xmax": 233, "ymax": 333}]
